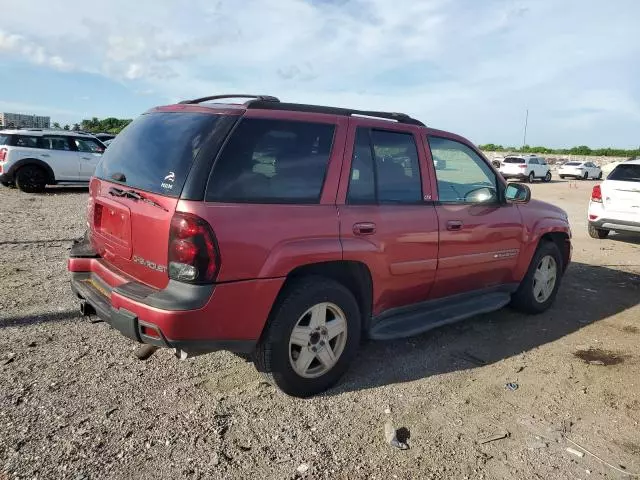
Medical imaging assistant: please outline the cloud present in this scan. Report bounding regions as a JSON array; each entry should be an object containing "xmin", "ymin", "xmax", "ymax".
[{"xmin": 0, "ymin": 0, "xmax": 639, "ymax": 146}]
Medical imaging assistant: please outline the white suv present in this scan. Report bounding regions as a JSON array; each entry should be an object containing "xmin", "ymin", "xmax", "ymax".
[
  {"xmin": 0, "ymin": 128, "xmax": 105, "ymax": 192},
  {"xmin": 588, "ymin": 160, "xmax": 640, "ymax": 239},
  {"xmin": 499, "ymin": 155, "xmax": 552, "ymax": 183}
]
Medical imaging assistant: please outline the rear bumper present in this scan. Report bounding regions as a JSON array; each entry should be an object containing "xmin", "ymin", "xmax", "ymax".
[
  {"xmin": 500, "ymin": 173, "xmax": 527, "ymax": 180},
  {"xmin": 68, "ymin": 235, "xmax": 284, "ymax": 356},
  {"xmin": 589, "ymin": 218, "xmax": 640, "ymax": 233}
]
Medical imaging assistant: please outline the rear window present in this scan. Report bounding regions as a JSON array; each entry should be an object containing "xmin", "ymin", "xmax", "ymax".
[
  {"xmin": 608, "ymin": 164, "xmax": 640, "ymax": 182},
  {"xmin": 206, "ymin": 118, "xmax": 335, "ymax": 203},
  {"xmin": 565, "ymin": 162, "xmax": 581, "ymax": 166},
  {"xmin": 94, "ymin": 112, "xmax": 220, "ymax": 197},
  {"xmin": 504, "ymin": 157, "xmax": 525, "ymax": 164}
]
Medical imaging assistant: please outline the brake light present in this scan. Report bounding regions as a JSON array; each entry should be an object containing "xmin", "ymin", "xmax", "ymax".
[
  {"xmin": 591, "ymin": 185, "xmax": 602, "ymax": 203},
  {"xmin": 0, "ymin": 148, "xmax": 7, "ymax": 161},
  {"xmin": 168, "ymin": 212, "xmax": 220, "ymax": 283},
  {"xmin": 519, "ymin": 164, "xmax": 526, "ymax": 169}
]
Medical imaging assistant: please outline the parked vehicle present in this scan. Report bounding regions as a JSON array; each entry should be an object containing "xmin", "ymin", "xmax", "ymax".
[
  {"xmin": 588, "ymin": 160, "xmax": 640, "ymax": 239},
  {"xmin": 499, "ymin": 155, "xmax": 552, "ymax": 183},
  {"xmin": 68, "ymin": 94, "xmax": 572, "ymax": 397},
  {"xmin": 558, "ymin": 161, "xmax": 602, "ymax": 180},
  {"xmin": 0, "ymin": 128, "xmax": 105, "ymax": 192}
]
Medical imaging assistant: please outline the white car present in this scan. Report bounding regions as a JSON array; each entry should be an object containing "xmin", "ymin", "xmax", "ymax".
[
  {"xmin": 0, "ymin": 128, "xmax": 105, "ymax": 192},
  {"xmin": 559, "ymin": 161, "xmax": 602, "ymax": 180},
  {"xmin": 588, "ymin": 160, "xmax": 640, "ymax": 239},
  {"xmin": 499, "ymin": 155, "xmax": 551, "ymax": 183}
]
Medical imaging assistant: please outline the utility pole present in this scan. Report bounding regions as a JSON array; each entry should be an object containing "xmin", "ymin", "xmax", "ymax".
[{"xmin": 522, "ymin": 109, "xmax": 529, "ymax": 148}]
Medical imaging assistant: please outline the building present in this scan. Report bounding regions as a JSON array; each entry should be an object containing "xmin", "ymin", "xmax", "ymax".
[{"xmin": 0, "ymin": 112, "xmax": 51, "ymax": 129}]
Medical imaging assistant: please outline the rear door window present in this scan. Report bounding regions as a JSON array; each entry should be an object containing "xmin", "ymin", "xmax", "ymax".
[
  {"xmin": 0, "ymin": 134, "xmax": 12, "ymax": 145},
  {"xmin": 207, "ymin": 118, "xmax": 335, "ymax": 203},
  {"xmin": 42, "ymin": 136, "xmax": 71, "ymax": 151},
  {"xmin": 608, "ymin": 164, "xmax": 640, "ymax": 182},
  {"xmin": 95, "ymin": 112, "xmax": 222, "ymax": 197}
]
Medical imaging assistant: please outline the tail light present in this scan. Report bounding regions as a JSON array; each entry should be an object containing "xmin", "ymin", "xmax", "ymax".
[
  {"xmin": 168, "ymin": 212, "xmax": 220, "ymax": 283},
  {"xmin": 0, "ymin": 148, "xmax": 7, "ymax": 161},
  {"xmin": 519, "ymin": 164, "xmax": 527, "ymax": 170},
  {"xmin": 591, "ymin": 185, "xmax": 602, "ymax": 203}
]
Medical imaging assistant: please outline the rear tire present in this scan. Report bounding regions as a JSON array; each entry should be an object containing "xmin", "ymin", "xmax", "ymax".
[
  {"xmin": 253, "ymin": 276, "xmax": 361, "ymax": 398},
  {"xmin": 582, "ymin": 172, "xmax": 588, "ymax": 180},
  {"xmin": 511, "ymin": 240, "xmax": 563, "ymax": 314},
  {"xmin": 597, "ymin": 171, "xmax": 602, "ymax": 179},
  {"xmin": 15, "ymin": 166, "xmax": 47, "ymax": 193},
  {"xmin": 588, "ymin": 224, "xmax": 609, "ymax": 239},
  {"xmin": 528, "ymin": 172, "xmax": 535, "ymax": 183}
]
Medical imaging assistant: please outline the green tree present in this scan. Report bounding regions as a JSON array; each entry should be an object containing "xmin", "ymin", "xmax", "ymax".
[
  {"xmin": 63, "ymin": 124, "xmax": 70, "ymax": 130},
  {"xmin": 52, "ymin": 122, "xmax": 61, "ymax": 129}
]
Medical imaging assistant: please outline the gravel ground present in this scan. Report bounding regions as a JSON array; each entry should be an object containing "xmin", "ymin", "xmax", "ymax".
[{"xmin": 1, "ymin": 181, "xmax": 639, "ymax": 480}]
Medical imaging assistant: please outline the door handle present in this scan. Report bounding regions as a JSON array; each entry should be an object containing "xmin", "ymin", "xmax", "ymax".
[
  {"xmin": 447, "ymin": 220, "xmax": 463, "ymax": 231},
  {"xmin": 353, "ymin": 222, "xmax": 376, "ymax": 235},
  {"xmin": 40, "ymin": 153, "xmax": 50, "ymax": 157},
  {"xmin": 82, "ymin": 156, "xmax": 92, "ymax": 160}
]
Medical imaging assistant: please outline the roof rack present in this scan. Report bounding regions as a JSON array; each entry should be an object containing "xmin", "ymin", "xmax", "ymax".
[
  {"xmin": 179, "ymin": 94, "xmax": 281, "ymax": 105},
  {"xmin": 246, "ymin": 100, "xmax": 425, "ymax": 126}
]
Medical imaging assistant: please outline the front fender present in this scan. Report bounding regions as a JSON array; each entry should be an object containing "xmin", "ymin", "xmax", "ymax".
[{"xmin": 514, "ymin": 217, "xmax": 571, "ymax": 280}]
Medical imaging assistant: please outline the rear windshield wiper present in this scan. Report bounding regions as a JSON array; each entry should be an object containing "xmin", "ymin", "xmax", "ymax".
[{"xmin": 108, "ymin": 187, "xmax": 168, "ymax": 211}]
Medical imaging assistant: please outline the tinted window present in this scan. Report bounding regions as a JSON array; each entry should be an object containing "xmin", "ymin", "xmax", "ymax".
[
  {"xmin": 529, "ymin": 158, "xmax": 539, "ymax": 165},
  {"xmin": 74, "ymin": 138, "xmax": 104, "ymax": 153},
  {"xmin": 95, "ymin": 112, "xmax": 220, "ymax": 197},
  {"xmin": 608, "ymin": 164, "xmax": 640, "ymax": 182},
  {"xmin": 565, "ymin": 162, "xmax": 581, "ymax": 166},
  {"xmin": 15, "ymin": 136, "xmax": 40, "ymax": 148},
  {"xmin": 429, "ymin": 136, "xmax": 497, "ymax": 203},
  {"xmin": 42, "ymin": 136, "xmax": 71, "ymax": 151},
  {"xmin": 347, "ymin": 129, "xmax": 375, "ymax": 203},
  {"xmin": 0, "ymin": 134, "xmax": 11, "ymax": 145},
  {"xmin": 504, "ymin": 157, "xmax": 525, "ymax": 164},
  {"xmin": 371, "ymin": 130, "xmax": 422, "ymax": 203},
  {"xmin": 207, "ymin": 118, "xmax": 335, "ymax": 203}
]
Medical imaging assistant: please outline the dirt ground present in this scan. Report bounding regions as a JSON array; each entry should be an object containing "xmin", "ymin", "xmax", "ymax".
[{"xmin": 1, "ymin": 178, "xmax": 639, "ymax": 480}]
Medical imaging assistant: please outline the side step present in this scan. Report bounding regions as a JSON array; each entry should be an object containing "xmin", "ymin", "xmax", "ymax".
[{"xmin": 369, "ymin": 292, "xmax": 512, "ymax": 341}]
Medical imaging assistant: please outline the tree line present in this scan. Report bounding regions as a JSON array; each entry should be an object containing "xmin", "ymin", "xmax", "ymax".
[
  {"xmin": 479, "ymin": 143, "xmax": 640, "ymax": 158},
  {"xmin": 52, "ymin": 117, "xmax": 132, "ymax": 134}
]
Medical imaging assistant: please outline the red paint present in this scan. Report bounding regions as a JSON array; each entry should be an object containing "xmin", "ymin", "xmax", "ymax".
[{"xmin": 71, "ymin": 101, "xmax": 571, "ymax": 345}]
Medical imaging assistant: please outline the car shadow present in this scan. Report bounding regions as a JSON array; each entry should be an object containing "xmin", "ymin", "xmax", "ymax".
[
  {"xmin": 43, "ymin": 186, "xmax": 89, "ymax": 194},
  {"xmin": 606, "ymin": 232, "xmax": 640, "ymax": 246},
  {"xmin": 329, "ymin": 262, "xmax": 640, "ymax": 395},
  {"xmin": 0, "ymin": 309, "xmax": 81, "ymax": 329}
]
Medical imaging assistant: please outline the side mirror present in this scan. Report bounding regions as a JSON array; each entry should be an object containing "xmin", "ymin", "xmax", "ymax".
[{"xmin": 505, "ymin": 182, "xmax": 531, "ymax": 203}]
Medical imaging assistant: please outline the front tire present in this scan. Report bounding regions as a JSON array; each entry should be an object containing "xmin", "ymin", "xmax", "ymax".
[
  {"xmin": 253, "ymin": 276, "xmax": 361, "ymax": 398},
  {"xmin": 597, "ymin": 171, "xmax": 602, "ymax": 179},
  {"xmin": 511, "ymin": 241, "xmax": 563, "ymax": 314},
  {"xmin": 588, "ymin": 224, "xmax": 609, "ymax": 239},
  {"xmin": 582, "ymin": 172, "xmax": 588, "ymax": 180},
  {"xmin": 15, "ymin": 166, "xmax": 47, "ymax": 193},
  {"xmin": 544, "ymin": 171, "xmax": 552, "ymax": 182},
  {"xmin": 528, "ymin": 171, "xmax": 535, "ymax": 183}
]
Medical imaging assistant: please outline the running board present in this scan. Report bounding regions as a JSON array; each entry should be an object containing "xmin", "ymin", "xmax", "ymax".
[{"xmin": 369, "ymin": 292, "xmax": 512, "ymax": 341}]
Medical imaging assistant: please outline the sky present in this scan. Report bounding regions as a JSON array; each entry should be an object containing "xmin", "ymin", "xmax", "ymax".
[{"xmin": 0, "ymin": 0, "xmax": 639, "ymax": 148}]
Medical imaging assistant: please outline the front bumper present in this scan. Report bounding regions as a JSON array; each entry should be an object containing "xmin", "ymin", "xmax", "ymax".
[{"xmin": 68, "ymin": 235, "xmax": 283, "ymax": 356}]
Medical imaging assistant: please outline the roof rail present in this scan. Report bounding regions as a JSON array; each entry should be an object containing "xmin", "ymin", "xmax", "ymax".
[
  {"xmin": 246, "ymin": 101, "xmax": 425, "ymax": 126},
  {"xmin": 178, "ymin": 94, "xmax": 281, "ymax": 105}
]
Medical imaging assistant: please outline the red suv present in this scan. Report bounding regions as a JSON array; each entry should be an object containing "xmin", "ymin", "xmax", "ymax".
[{"xmin": 68, "ymin": 94, "xmax": 571, "ymax": 397}]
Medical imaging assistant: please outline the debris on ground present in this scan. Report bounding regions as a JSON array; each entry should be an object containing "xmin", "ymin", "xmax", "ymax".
[
  {"xmin": 478, "ymin": 432, "xmax": 510, "ymax": 445},
  {"xmin": 384, "ymin": 421, "xmax": 409, "ymax": 450},
  {"xmin": 296, "ymin": 463, "xmax": 310, "ymax": 475},
  {"xmin": 505, "ymin": 382, "xmax": 519, "ymax": 391},
  {"xmin": 567, "ymin": 447, "xmax": 585, "ymax": 458}
]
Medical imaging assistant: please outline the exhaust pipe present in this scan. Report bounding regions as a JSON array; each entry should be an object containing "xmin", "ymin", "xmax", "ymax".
[
  {"xmin": 80, "ymin": 301, "xmax": 96, "ymax": 316},
  {"xmin": 135, "ymin": 344, "xmax": 158, "ymax": 360}
]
